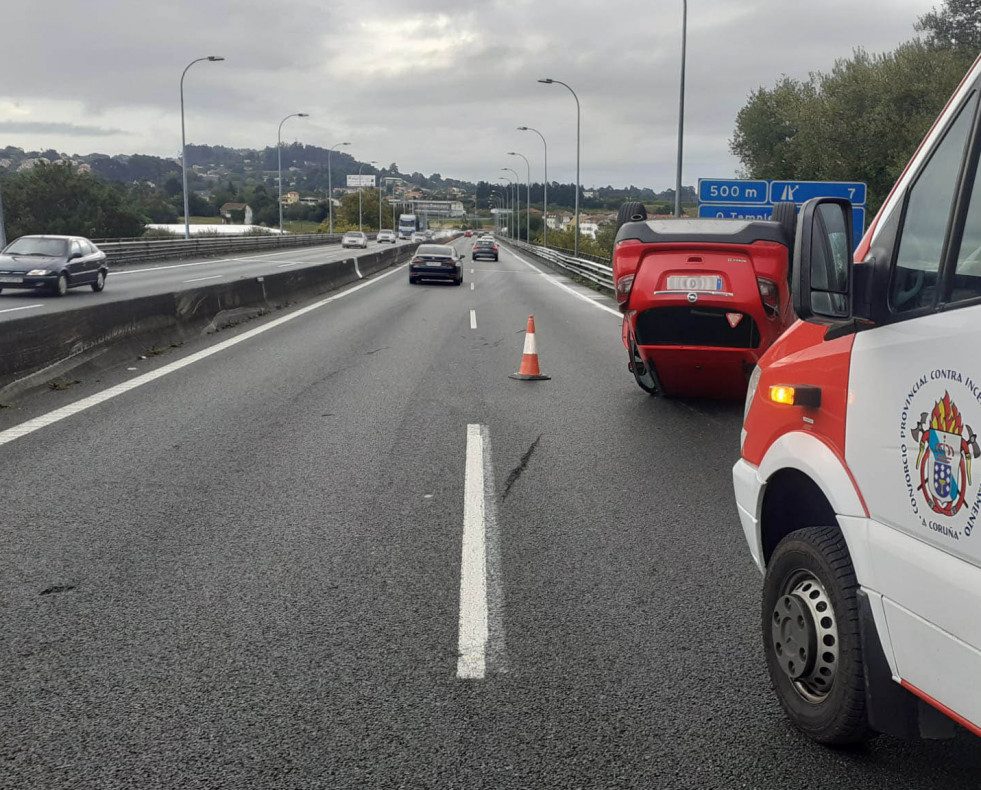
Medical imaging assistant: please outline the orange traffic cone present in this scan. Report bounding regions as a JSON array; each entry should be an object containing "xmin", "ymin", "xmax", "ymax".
[{"xmin": 509, "ymin": 315, "xmax": 551, "ymax": 381}]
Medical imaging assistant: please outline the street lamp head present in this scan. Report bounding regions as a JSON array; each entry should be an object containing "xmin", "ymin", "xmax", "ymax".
[
  {"xmin": 207, "ymin": 56, "xmax": 225, "ymax": 62},
  {"xmin": 341, "ymin": 141, "xmax": 351, "ymax": 146},
  {"xmin": 538, "ymin": 78, "xmax": 553, "ymax": 84},
  {"xmin": 507, "ymin": 152, "xmax": 517, "ymax": 156},
  {"xmin": 297, "ymin": 113, "xmax": 310, "ymax": 118},
  {"xmin": 517, "ymin": 126, "xmax": 528, "ymax": 131}
]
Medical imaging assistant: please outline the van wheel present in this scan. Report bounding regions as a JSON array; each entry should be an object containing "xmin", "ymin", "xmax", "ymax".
[
  {"xmin": 762, "ymin": 526, "xmax": 873, "ymax": 745},
  {"xmin": 771, "ymin": 202, "xmax": 798, "ymax": 263},
  {"xmin": 616, "ymin": 201, "xmax": 648, "ymax": 233},
  {"xmin": 629, "ymin": 341, "xmax": 658, "ymax": 395}
]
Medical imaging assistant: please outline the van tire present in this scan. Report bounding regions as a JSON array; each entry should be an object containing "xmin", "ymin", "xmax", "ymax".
[
  {"xmin": 616, "ymin": 201, "xmax": 648, "ymax": 233},
  {"xmin": 771, "ymin": 202, "xmax": 798, "ymax": 263},
  {"xmin": 762, "ymin": 526, "xmax": 873, "ymax": 745}
]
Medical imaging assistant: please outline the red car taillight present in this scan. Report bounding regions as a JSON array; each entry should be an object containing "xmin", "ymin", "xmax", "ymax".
[
  {"xmin": 757, "ymin": 277, "xmax": 779, "ymax": 316},
  {"xmin": 616, "ymin": 274, "xmax": 635, "ymax": 306},
  {"xmin": 493, "ymin": 245, "xmax": 498, "ymax": 251}
]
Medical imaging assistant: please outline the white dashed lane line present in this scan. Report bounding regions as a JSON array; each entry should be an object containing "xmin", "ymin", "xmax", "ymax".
[
  {"xmin": 458, "ymin": 423, "xmax": 506, "ymax": 678},
  {"xmin": 184, "ymin": 275, "xmax": 223, "ymax": 283},
  {"xmin": 470, "ymin": 309, "xmax": 477, "ymax": 329},
  {"xmin": 0, "ymin": 303, "xmax": 44, "ymax": 315}
]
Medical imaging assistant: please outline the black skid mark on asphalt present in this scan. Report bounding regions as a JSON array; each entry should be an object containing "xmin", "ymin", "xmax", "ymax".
[
  {"xmin": 39, "ymin": 584, "xmax": 76, "ymax": 596},
  {"xmin": 364, "ymin": 346, "xmax": 390, "ymax": 356},
  {"xmin": 501, "ymin": 434, "xmax": 542, "ymax": 500}
]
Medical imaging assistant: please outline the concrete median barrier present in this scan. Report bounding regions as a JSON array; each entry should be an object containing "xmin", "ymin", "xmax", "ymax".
[{"xmin": 0, "ymin": 243, "xmax": 416, "ymax": 390}]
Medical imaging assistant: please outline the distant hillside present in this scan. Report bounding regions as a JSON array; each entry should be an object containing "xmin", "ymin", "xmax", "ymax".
[{"xmin": 0, "ymin": 143, "xmax": 695, "ymax": 207}]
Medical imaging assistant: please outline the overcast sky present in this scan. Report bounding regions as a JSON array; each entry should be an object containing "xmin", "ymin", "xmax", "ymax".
[{"xmin": 1, "ymin": 0, "xmax": 943, "ymax": 189}]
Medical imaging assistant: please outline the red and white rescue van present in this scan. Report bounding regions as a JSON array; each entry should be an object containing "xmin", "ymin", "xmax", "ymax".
[{"xmin": 735, "ymin": 53, "xmax": 981, "ymax": 744}]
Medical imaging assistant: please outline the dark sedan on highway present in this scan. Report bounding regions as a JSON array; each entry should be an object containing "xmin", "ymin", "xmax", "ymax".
[
  {"xmin": 471, "ymin": 238, "xmax": 499, "ymax": 261},
  {"xmin": 409, "ymin": 244, "xmax": 463, "ymax": 286},
  {"xmin": 0, "ymin": 235, "xmax": 108, "ymax": 296}
]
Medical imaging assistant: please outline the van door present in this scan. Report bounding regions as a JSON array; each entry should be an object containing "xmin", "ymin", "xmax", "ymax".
[{"xmin": 846, "ymin": 80, "xmax": 981, "ymax": 729}]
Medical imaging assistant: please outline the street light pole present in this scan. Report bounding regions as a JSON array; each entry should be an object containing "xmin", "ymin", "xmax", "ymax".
[
  {"xmin": 278, "ymin": 112, "xmax": 309, "ymax": 233},
  {"xmin": 327, "ymin": 141, "xmax": 350, "ymax": 235},
  {"xmin": 0, "ymin": 178, "xmax": 6, "ymax": 249},
  {"xmin": 675, "ymin": 0, "xmax": 688, "ymax": 218},
  {"xmin": 358, "ymin": 160, "xmax": 378, "ymax": 232},
  {"xmin": 538, "ymin": 78, "xmax": 580, "ymax": 257},
  {"xmin": 498, "ymin": 176, "xmax": 514, "ymax": 240},
  {"xmin": 518, "ymin": 126, "xmax": 547, "ymax": 248},
  {"xmin": 503, "ymin": 168, "xmax": 519, "ymax": 240},
  {"xmin": 378, "ymin": 174, "xmax": 384, "ymax": 231},
  {"xmin": 508, "ymin": 152, "xmax": 531, "ymax": 243},
  {"xmin": 490, "ymin": 193, "xmax": 501, "ymax": 235},
  {"xmin": 180, "ymin": 55, "xmax": 224, "ymax": 240}
]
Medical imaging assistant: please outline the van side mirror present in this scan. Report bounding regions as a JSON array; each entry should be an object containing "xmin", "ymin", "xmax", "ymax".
[{"xmin": 792, "ymin": 197, "xmax": 854, "ymax": 324}]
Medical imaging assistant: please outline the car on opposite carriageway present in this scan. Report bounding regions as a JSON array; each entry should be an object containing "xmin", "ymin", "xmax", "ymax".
[
  {"xmin": 409, "ymin": 244, "xmax": 464, "ymax": 286},
  {"xmin": 341, "ymin": 231, "xmax": 368, "ymax": 249},
  {"xmin": 0, "ymin": 235, "xmax": 108, "ymax": 296}
]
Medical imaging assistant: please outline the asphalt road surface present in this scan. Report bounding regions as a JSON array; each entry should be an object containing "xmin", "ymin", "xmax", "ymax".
[
  {"xmin": 1, "ymin": 238, "xmax": 980, "ymax": 789},
  {"xmin": 0, "ymin": 238, "xmax": 403, "ymax": 324}
]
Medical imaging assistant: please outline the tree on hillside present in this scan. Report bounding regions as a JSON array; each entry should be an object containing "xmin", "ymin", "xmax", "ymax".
[
  {"xmin": 917, "ymin": 0, "xmax": 981, "ymax": 52},
  {"xmin": 1, "ymin": 163, "xmax": 145, "ymax": 238},
  {"xmin": 730, "ymin": 40, "xmax": 975, "ymax": 213},
  {"xmin": 336, "ymin": 188, "xmax": 381, "ymax": 230}
]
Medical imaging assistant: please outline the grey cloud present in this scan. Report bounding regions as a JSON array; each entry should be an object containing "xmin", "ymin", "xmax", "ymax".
[
  {"xmin": 0, "ymin": 121, "xmax": 126, "ymax": 136},
  {"xmin": 0, "ymin": 0, "xmax": 940, "ymax": 187}
]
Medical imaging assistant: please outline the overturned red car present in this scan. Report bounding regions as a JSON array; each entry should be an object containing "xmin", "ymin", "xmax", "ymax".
[{"xmin": 613, "ymin": 202, "xmax": 796, "ymax": 399}]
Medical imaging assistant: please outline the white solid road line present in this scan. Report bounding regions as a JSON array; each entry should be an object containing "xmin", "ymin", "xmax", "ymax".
[
  {"xmin": 276, "ymin": 262, "xmax": 299, "ymax": 268},
  {"xmin": 458, "ymin": 424, "xmax": 489, "ymax": 679},
  {"xmin": 110, "ymin": 246, "xmax": 334, "ymax": 276},
  {"xmin": 469, "ymin": 309, "xmax": 477, "ymax": 329},
  {"xmin": 507, "ymin": 248, "xmax": 622, "ymax": 318},
  {"xmin": 0, "ymin": 264, "xmax": 408, "ymax": 448},
  {"xmin": 0, "ymin": 303, "xmax": 44, "ymax": 315},
  {"xmin": 184, "ymin": 274, "xmax": 222, "ymax": 283}
]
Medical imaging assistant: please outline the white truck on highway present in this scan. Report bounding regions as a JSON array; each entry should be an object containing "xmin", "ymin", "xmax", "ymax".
[{"xmin": 398, "ymin": 214, "xmax": 419, "ymax": 240}]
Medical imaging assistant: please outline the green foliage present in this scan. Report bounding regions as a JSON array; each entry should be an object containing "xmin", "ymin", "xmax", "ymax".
[
  {"xmin": 730, "ymin": 40, "xmax": 976, "ymax": 214},
  {"xmin": 2, "ymin": 163, "xmax": 145, "ymax": 239},
  {"xmin": 917, "ymin": 0, "xmax": 981, "ymax": 52},
  {"xmin": 536, "ymin": 224, "xmax": 616, "ymax": 260},
  {"xmin": 336, "ymin": 188, "xmax": 382, "ymax": 230}
]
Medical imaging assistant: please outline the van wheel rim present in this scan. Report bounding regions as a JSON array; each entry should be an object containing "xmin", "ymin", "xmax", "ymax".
[{"xmin": 770, "ymin": 571, "xmax": 839, "ymax": 703}]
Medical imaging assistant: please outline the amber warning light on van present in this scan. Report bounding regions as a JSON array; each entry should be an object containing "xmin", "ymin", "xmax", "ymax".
[{"xmin": 768, "ymin": 384, "xmax": 822, "ymax": 408}]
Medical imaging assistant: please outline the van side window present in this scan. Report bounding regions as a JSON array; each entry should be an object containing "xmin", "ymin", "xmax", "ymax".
[
  {"xmin": 952, "ymin": 121, "xmax": 981, "ymax": 303},
  {"xmin": 889, "ymin": 93, "xmax": 977, "ymax": 313}
]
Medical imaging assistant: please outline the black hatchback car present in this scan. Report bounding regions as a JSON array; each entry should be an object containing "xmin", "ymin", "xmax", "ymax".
[
  {"xmin": 409, "ymin": 244, "xmax": 463, "ymax": 285},
  {"xmin": 0, "ymin": 235, "xmax": 108, "ymax": 296}
]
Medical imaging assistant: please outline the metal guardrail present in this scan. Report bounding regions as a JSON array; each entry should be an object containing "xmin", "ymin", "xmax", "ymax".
[
  {"xmin": 535, "ymin": 244, "xmax": 612, "ymax": 266},
  {"xmin": 94, "ymin": 233, "xmax": 378, "ymax": 267},
  {"xmin": 506, "ymin": 239, "xmax": 614, "ymax": 293}
]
